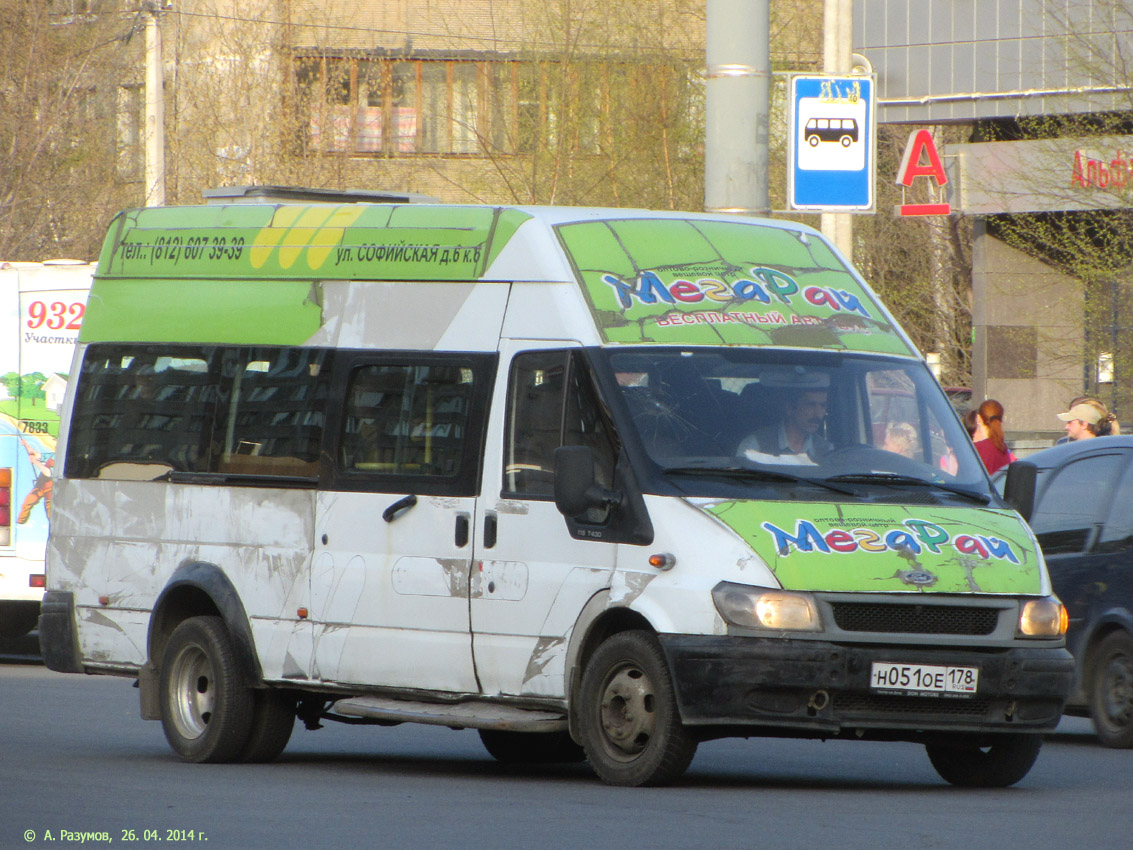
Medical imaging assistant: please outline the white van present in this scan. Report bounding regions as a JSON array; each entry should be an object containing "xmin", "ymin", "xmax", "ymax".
[{"xmin": 41, "ymin": 196, "xmax": 1072, "ymax": 786}]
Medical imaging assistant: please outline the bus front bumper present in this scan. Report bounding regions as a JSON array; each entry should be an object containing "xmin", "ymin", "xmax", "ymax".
[{"xmin": 660, "ymin": 634, "xmax": 1074, "ymax": 738}]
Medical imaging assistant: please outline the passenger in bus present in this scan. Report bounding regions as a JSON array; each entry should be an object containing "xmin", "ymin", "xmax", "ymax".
[{"xmin": 882, "ymin": 421, "xmax": 920, "ymax": 459}]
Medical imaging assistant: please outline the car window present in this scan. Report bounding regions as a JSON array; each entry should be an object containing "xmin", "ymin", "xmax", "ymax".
[
  {"xmin": 1030, "ymin": 453, "xmax": 1125, "ymax": 554},
  {"xmin": 1096, "ymin": 451, "xmax": 1133, "ymax": 553}
]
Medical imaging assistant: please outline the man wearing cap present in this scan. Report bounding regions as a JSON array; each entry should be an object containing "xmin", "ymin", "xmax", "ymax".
[{"xmin": 1057, "ymin": 402, "xmax": 1104, "ymax": 441}]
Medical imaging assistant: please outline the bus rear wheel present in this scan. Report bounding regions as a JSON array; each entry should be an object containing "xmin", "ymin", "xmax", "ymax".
[
  {"xmin": 159, "ymin": 616, "xmax": 254, "ymax": 763},
  {"xmin": 479, "ymin": 729, "xmax": 585, "ymax": 764},
  {"xmin": 239, "ymin": 689, "xmax": 296, "ymax": 763}
]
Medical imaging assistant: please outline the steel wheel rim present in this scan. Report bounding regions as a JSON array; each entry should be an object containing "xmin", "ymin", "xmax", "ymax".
[
  {"xmin": 596, "ymin": 662, "xmax": 657, "ymax": 762},
  {"xmin": 1100, "ymin": 651, "xmax": 1133, "ymax": 729},
  {"xmin": 168, "ymin": 642, "xmax": 215, "ymax": 741}
]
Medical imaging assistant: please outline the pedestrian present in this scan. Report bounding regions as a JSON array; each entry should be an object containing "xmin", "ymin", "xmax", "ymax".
[
  {"xmin": 972, "ymin": 399, "xmax": 1015, "ymax": 474},
  {"xmin": 1056, "ymin": 396, "xmax": 1119, "ymax": 443},
  {"xmin": 962, "ymin": 408, "xmax": 978, "ymax": 437}
]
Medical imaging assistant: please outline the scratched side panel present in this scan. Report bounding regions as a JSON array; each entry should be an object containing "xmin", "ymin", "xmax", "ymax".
[{"xmin": 47, "ymin": 478, "xmax": 315, "ymax": 676}]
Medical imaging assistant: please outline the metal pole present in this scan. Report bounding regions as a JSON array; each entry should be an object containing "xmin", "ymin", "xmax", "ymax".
[
  {"xmin": 144, "ymin": 1, "xmax": 166, "ymax": 207},
  {"xmin": 820, "ymin": 0, "xmax": 853, "ymax": 257},
  {"xmin": 705, "ymin": 0, "xmax": 770, "ymax": 215}
]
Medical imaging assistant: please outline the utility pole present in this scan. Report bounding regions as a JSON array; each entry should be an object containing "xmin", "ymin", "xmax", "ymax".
[
  {"xmin": 704, "ymin": 0, "xmax": 770, "ymax": 215},
  {"xmin": 143, "ymin": 0, "xmax": 167, "ymax": 207},
  {"xmin": 821, "ymin": 0, "xmax": 853, "ymax": 258}
]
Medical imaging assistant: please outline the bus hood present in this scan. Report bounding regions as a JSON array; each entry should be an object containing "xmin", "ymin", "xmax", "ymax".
[{"xmin": 695, "ymin": 500, "xmax": 1043, "ymax": 594}]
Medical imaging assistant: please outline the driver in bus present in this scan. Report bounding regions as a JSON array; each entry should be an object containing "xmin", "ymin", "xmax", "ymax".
[{"xmin": 737, "ymin": 368, "xmax": 831, "ymax": 465}]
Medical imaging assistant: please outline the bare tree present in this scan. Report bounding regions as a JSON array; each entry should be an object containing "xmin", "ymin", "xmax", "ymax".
[
  {"xmin": 854, "ymin": 124, "xmax": 974, "ymax": 390},
  {"xmin": 0, "ymin": 0, "xmax": 138, "ymax": 260}
]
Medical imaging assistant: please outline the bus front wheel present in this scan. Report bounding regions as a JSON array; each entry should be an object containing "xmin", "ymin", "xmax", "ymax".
[{"xmin": 578, "ymin": 630, "xmax": 697, "ymax": 786}]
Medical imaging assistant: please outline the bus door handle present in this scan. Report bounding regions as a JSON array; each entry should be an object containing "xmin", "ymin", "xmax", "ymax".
[
  {"xmin": 483, "ymin": 512, "xmax": 497, "ymax": 549},
  {"xmin": 455, "ymin": 513, "xmax": 470, "ymax": 548},
  {"xmin": 382, "ymin": 494, "xmax": 417, "ymax": 523}
]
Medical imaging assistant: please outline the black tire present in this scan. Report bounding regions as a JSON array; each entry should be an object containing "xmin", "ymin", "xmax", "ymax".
[
  {"xmin": 925, "ymin": 734, "xmax": 1043, "ymax": 788},
  {"xmin": 0, "ymin": 602, "xmax": 40, "ymax": 639},
  {"xmin": 479, "ymin": 729, "xmax": 586, "ymax": 764},
  {"xmin": 1089, "ymin": 630, "xmax": 1133, "ymax": 748},
  {"xmin": 240, "ymin": 690, "xmax": 296, "ymax": 763},
  {"xmin": 578, "ymin": 630, "xmax": 697, "ymax": 787},
  {"xmin": 159, "ymin": 616, "xmax": 254, "ymax": 763}
]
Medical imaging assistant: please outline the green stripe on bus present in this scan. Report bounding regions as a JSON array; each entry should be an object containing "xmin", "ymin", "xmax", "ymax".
[{"xmin": 79, "ymin": 278, "xmax": 323, "ymax": 345}]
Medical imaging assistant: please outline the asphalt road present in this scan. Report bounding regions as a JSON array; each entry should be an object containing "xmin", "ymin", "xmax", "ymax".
[{"xmin": 2, "ymin": 638, "xmax": 1131, "ymax": 850}]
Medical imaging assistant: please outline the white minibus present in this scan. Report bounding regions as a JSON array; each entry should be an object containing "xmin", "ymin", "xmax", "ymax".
[{"xmin": 41, "ymin": 195, "xmax": 1071, "ymax": 786}]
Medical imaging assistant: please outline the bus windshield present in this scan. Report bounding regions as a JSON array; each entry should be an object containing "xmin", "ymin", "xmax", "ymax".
[{"xmin": 600, "ymin": 347, "xmax": 990, "ymax": 500}]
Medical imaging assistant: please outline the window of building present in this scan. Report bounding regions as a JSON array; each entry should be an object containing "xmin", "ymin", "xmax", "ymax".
[{"xmin": 292, "ymin": 54, "xmax": 692, "ymax": 159}]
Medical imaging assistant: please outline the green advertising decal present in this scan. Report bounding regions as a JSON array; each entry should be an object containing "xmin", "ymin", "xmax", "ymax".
[
  {"xmin": 703, "ymin": 500, "xmax": 1042, "ymax": 594},
  {"xmin": 557, "ymin": 217, "xmax": 915, "ymax": 355},
  {"xmin": 82, "ymin": 203, "xmax": 532, "ymax": 345}
]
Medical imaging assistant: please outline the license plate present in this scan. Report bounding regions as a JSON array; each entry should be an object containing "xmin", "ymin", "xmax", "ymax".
[{"xmin": 870, "ymin": 662, "xmax": 979, "ymax": 696}]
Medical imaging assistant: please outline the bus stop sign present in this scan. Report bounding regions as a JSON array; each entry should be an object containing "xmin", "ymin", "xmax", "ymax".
[{"xmin": 788, "ymin": 75, "xmax": 875, "ymax": 212}]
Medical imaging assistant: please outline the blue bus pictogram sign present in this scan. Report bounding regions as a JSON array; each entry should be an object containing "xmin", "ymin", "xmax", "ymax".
[{"xmin": 789, "ymin": 75, "xmax": 875, "ymax": 212}]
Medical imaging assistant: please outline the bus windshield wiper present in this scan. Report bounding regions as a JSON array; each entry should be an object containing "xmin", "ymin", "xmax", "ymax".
[
  {"xmin": 823, "ymin": 472, "xmax": 990, "ymax": 504},
  {"xmin": 662, "ymin": 465, "xmax": 859, "ymax": 496}
]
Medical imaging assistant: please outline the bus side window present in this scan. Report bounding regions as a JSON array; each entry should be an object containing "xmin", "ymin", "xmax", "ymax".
[
  {"xmin": 337, "ymin": 356, "xmax": 486, "ymax": 494},
  {"xmin": 217, "ymin": 348, "xmax": 331, "ymax": 478}
]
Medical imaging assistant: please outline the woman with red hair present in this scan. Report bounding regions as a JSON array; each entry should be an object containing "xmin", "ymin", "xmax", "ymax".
[{"xmin": 972, "ymin": 399, "xmax": 1016, "ymax": 474}]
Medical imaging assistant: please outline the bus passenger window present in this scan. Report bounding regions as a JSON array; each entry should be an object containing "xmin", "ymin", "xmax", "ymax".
[{"xmin": 340, "ymin": 362, "xmax": 474, "ymax": 479}]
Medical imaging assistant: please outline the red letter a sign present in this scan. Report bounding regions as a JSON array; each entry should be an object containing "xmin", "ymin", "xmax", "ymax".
[
  {"xmin": 896, "ymin": 129, "xmax": 950, "ymax": 215},
  {"xmin": 897, "ymin": 129, "xmax": 948, "ymax": 187}
]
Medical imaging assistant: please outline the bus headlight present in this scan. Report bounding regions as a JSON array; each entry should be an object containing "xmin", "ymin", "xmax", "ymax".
[
  {"xmin": 712, "ymin": 582, "xmax": 821, "ymax": 632},
  {"xmin": 1017, "ymin": 596, "xmax": 1069, "ymax": 637}
]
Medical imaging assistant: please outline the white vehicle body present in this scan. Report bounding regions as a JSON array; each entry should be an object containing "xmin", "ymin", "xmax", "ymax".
[{"xmin": 41, "ymin": 199, "xmax": 1072, "ymax": 786}]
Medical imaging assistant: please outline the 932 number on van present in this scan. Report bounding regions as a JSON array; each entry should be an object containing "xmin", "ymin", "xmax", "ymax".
[{"xmin": 870, "ymin": 662, "xmax": 978, "ymax": 696}]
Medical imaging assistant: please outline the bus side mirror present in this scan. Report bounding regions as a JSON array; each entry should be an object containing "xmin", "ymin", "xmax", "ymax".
[
  {"xmin": 1003, "ymin": 460, "xmax": 1037, "ymax": 523},
  {"xmin": 554, "ymin": 446, "xmax": 621, "ymax": 519}
]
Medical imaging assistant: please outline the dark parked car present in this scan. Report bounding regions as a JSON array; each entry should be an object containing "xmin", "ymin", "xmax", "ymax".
[{"xmin": 995, "ymin": 436, "xmax": 1133, "ymax": 746}]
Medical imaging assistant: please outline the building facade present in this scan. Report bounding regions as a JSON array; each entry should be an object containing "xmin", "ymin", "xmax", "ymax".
[{"xmin": 856, "ymin": 0, "xmax": 1133, "ymax": 442}]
